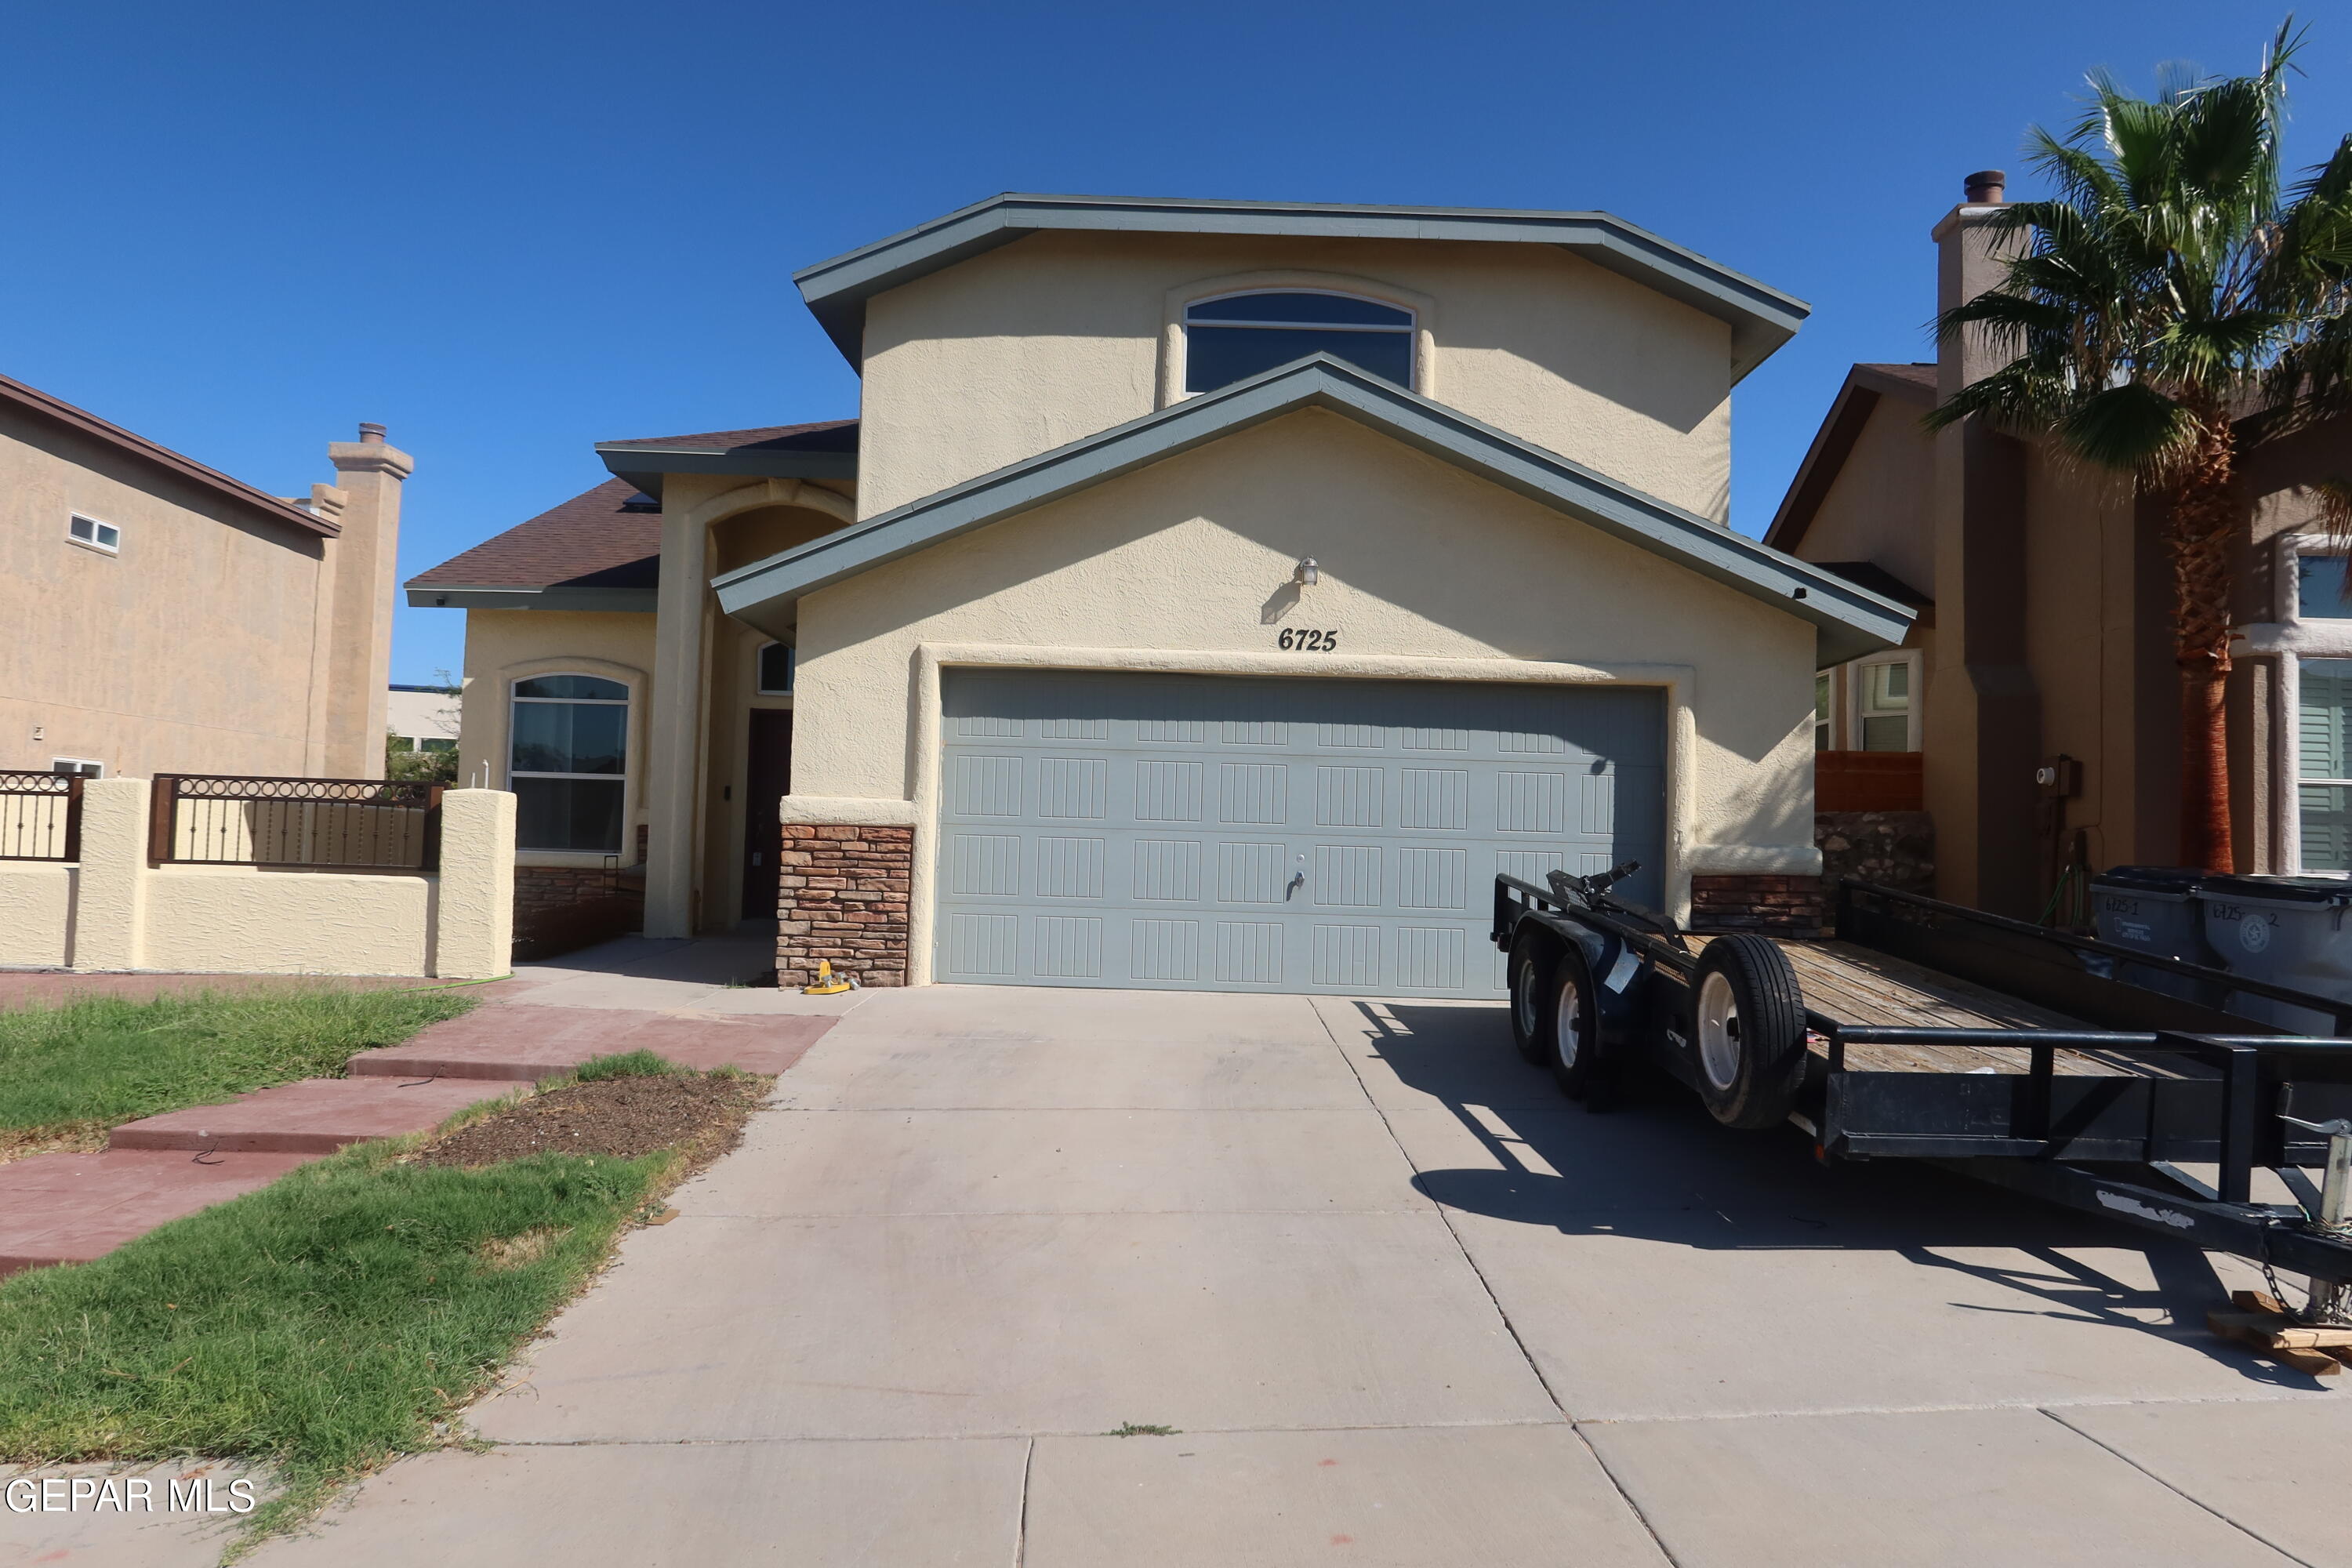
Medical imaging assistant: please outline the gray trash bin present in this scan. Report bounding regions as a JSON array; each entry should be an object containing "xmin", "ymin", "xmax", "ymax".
[
  {"xmin": 2196, "ymin": 874, "xmax": 2352, "ymax": 1034},
  {"xmin": 2090, "ymin": 866, "xmax": 2226, "ymax": 1005}
]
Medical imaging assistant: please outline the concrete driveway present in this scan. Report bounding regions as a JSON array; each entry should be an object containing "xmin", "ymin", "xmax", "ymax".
[{"xmin": 37, "ymin": 983, "xmax": 2350, "ymax": 1566}]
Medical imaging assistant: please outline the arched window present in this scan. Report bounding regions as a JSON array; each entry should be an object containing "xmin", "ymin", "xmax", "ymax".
[
  {"xmin": 1183, "ymin": 292, "xmax": 1414, "ymax": 394},
  {"xmin": 510, "ymin": 673, "xmax": 628, "ymax": 853}
]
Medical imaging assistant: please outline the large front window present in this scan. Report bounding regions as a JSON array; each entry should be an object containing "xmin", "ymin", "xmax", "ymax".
[
  {"xmin": 2299, "ymin": 658, "xmax": 2352, "ymax": 872},
  {"xmin": 1182, "ymin": 292, "xmax": 1414, "ymax": 393},
  {"xmin": 510, "ymin": 674, "xmax": 627, "ymax": 853}
]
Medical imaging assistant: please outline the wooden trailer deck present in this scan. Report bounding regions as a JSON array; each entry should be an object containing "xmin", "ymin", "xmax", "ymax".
[{"xmin": 1690, "ymin": 935, "xmax": 2201, "ymax": 1078}]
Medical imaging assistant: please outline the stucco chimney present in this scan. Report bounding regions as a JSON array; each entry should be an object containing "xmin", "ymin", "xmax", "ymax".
[
  {"xmin": 1962, "ymin": 169, "xmax": 2007, "ymax": 205},
  {"xmin": 319, "ymin": 424, "xmax": 414, "ymax": 778}
]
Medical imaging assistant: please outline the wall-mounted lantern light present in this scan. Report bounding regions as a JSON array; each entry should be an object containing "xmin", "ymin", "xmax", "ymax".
[{"xmin": 1294, "ymin": 557, "xmax": 1320, "ymax": 587}]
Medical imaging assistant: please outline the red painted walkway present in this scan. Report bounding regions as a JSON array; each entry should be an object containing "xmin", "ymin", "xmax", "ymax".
[{"xmin": 0, "ymin": 942, "xmax": 838, "ymax": 1279}]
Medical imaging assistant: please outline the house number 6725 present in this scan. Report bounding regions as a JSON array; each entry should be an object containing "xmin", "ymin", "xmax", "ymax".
[{"xmin": 1279, "ymin": 628, "xmax": 1340, "ymax": 651}]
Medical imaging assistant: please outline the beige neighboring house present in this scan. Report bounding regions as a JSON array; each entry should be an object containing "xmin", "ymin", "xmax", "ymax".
[
  {"xmin": 1768, "ymin": 171, "xmax": 2352, "ymax": 917},
  {"xmin": 387, "ymin": 684, "xmax": 462, "ymax": 754},
  {"xmin": 1, "ymin": 371, "xmax": 411, "ymax": 782},
  {"xmin": 410, "ymin": 194, "xmax": 1912, "ymax": 994}
]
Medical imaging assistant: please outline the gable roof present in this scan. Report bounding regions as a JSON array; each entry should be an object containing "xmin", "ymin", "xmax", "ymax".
[
  {"xmin": 713, "ymin": 354, "xmax": 1912, "ymax": 666},
  {"xmin": 597, "ymin": 419, "xmax": 858, "ymax": 498},
  {"xmin": 794, "ymin": 194, "xmax": 1810, "ymax": 383},
  {"xmin": 0, "ymin": 371, "xmax": 336, "ymax": 539},
  {"xmin": 405, "ymin": 477, "xmax": 660, "ymax": 612},
  {"xmin": 1762, "ymin": 363, "xmax": 1936, "ymax": 554}
]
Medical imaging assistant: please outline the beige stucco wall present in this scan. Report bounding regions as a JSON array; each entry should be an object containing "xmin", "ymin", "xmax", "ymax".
[
  {"xmin": 1795, "ymin": 397, "xmax": 1936, "ymax": 597},
  {"xmin": 13, "ymin": 779, "xmax": 514, "ymax": 977},
  {"xmin": 0, "ymin": 863, "xmax": 74, "ymax": 967},
  {"xmin": 0, "ymin": 411, "xmax": 342, "ymax": 781},
  {"xmin": 791, "ymin": 408, "xmax": 1820, "ymax": 958},
  {"xmin": 459, "ymin": 609, "xmax": 656, "ymax": 867},
  {"xmin": 856, "ymin": 230, "xmax": 1735, "ymax": 522}
]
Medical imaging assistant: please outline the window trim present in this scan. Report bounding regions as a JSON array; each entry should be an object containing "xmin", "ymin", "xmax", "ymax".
[
  {"xmin": 1178, "ymin": 289, "xmax": 1417, "ymax": 397},
  {"xmin": 1160, "ymin": 270, "xmax": 1438, "ymax": 408},
  {"xmin": 67, "ymin": 514, "xmax": 121, "ymax": 554},
  {"xmin": 1846, "ymin": 650, "xmax": 1922, "ymax": 753},
  {"xmin": 2247, "ymin": 538, "xmax": 2352, "ymax": 873},
  {"xmin": 1813, "ymin": 672, "xmax": 1832, "ymax": 752},
  {"xmin": 507, "ymin": 671, "xmax": 631, "ymax": 855}
]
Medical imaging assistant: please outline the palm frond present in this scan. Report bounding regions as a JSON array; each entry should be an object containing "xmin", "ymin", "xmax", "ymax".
[
  {"xmin": 2058, "ymin": 382, "xmax": 2199, "ymax": 474},
  {"xmin": 2314, "ymin": 477, "xmax": 2352, "ymax": 548}
]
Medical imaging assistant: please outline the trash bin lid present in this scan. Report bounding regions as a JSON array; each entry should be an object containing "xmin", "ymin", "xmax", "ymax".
[
  {"xmin": 2197, "ymin": 873, "xmax": 2352, "ymax": 906},
  {"xmin": 2092, "ymin": 866, "xmax": 2209, "ymax": 896}
]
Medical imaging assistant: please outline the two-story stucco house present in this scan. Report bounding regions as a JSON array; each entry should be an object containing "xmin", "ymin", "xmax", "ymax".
[
  {"xmin": 409, "ymin": 194, "xmax": 1911, "ymax": 994},
  {"xmin": 2, "ymin": 372, "xmax": 411, "ymax": 782}
]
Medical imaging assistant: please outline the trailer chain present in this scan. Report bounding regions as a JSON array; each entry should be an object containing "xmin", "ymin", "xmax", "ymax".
[{"xmin": 2257, "ymin": 1216, "xmax": 2352, "ymax": 1328}]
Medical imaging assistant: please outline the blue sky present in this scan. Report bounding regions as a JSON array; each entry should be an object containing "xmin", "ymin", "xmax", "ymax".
[{"xmin": 6, "ymin": 2, "xmax": 2347, "ymax": 683}]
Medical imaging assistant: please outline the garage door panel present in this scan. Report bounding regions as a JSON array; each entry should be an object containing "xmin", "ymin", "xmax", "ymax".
[{"xmin": 936, "ymin": 671, "xmax": 1664, "ymax": 996}]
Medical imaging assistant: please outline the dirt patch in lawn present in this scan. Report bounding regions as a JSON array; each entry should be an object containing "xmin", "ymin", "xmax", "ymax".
[{"xmin": 416, "ymin": 1073, "xmax": 767, "ymax": 1169}]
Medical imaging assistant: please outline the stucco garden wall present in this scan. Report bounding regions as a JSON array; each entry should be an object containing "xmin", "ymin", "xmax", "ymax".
[
  {"xmin": 857, "ymin": 230, "xmax": 1735, "ymax": 522},
  {"xmin": 0, "ymin": 779, "xmax": 514, "ymax": 978},
  {"xmin": 788, "ymin": 408, "xmax": 1820, "ymax": 967}
]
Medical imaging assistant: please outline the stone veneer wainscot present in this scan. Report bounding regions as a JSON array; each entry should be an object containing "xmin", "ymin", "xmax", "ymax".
[
  {"xmin": 1688, "ymin": 873, "xmax": 1827, "ymax": 939},
  {"xmin": 776, "ymin": 824, "xmax": 913, "ymax": 986}
]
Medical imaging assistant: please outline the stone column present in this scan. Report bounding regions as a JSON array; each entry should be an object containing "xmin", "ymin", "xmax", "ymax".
[
  {"xmin": 644, "ymin": 505, "xmax": 710, "ymax": 937},
  {"xmin": 431, "ymin": 789, "xmax": 515, "ymax": 978},
  {"xmin": 71, "ymin": 777, "xmax": 151, "ymax": 971}
]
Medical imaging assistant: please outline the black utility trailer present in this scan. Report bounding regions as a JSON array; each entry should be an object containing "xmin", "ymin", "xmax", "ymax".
[{"xmin": 1491, "ymin": 867, "xmax": 2352, "ymax": 1309}]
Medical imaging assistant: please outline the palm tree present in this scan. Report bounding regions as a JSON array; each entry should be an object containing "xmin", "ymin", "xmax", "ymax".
[{"xmin": 1926, "ymin": 22, "xmax": 2352, "ymax": 873}]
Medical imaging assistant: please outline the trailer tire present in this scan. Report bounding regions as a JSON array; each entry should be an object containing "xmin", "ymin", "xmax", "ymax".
[
  {"xmin": 1545, "ymin": 942, "xmax": 1603, "ymax": 1100},
  {"xmin": 1508, "ymin": 935, "xmax": 1558, "ymax": 1065},
  {"xmin": 1688, "ymin": 935, "xmax": 1807, "ymax": 1130}
]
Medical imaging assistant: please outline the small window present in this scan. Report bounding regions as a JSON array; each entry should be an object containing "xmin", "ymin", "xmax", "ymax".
[
  {"xmin": 2299, "ymin": 554, "xmax": 2352, "ymax": 619},
  {"xmin": 418, "ymin": 737, "xmax": 457, "ymax": 753},
  {"xmin": 1813, "ymin": 673, "xmax": 1832, "ymax": 752},
  {"xmin": 50, "ymin": 759, "xmax": 103, "ymax": 778},
  {"xmin": 1183, "ymin": 292, "xmax": 1414, "ymax": 394},
  {"xmin": 67, "ymin": 514, "xmax": 121, "ymax": 553},
  {"xmin": 1857, "ymin": 659, "xmax": 1915, "ymax": 751},
  {"xmin": 510, "ymin": 674, "xmax": 630, "ymax": 853},
  {"xmin": 757, "ymin": 642, "xmax": 795, "ymax": 695}
]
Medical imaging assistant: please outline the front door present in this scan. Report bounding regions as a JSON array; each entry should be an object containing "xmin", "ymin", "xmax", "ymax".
[{"xmin": 741, "ymin": 709, "xmax": 794, "ymax": 920}]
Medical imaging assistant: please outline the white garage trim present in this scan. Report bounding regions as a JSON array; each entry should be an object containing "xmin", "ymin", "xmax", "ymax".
[{"xmin": 899, "ymin": 640, "xmax": 1710, "ymax": 987}]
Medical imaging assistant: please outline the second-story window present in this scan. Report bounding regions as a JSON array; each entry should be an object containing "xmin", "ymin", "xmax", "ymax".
[{"xmin": 1183, "ymin": 292, "xmax": 1414, "ymax": 394}]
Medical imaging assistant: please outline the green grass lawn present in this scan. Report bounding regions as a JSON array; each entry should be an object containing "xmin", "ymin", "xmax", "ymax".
[
  {"xmin": 0, "ymin": 1131, "xmax": 670, "ymax": 1559},
  {"xmin": 0, "ymin": 986, "xmax": 478, "ymax": 1151}
]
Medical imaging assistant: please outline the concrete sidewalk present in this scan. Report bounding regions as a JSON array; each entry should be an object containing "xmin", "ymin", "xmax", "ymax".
[{"xmin": 18, "ymin": 982, "xmax": 2347, "ymax": 1566}]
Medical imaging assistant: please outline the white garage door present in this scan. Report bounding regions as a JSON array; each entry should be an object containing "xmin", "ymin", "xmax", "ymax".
[{"xmin": 935, "ymin": 670, "xmax": 1665, "ymax": 996}]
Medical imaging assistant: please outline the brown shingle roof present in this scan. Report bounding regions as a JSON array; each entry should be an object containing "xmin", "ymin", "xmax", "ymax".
[
  {"xmin": 597, "ymin": 419, "xmax": 858, "ymax": 455},
  {"xmin": 1858, "ymin": 362, "xmax": 1936, "ymax": 394},
  {"xmin": 408, "ymin": 477, "xmax": 659, "ymax": 590}
]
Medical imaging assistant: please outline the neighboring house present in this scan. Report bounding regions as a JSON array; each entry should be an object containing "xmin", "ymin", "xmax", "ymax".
[
  {"xmin": 409, "ymin": 193, "xmax": 1911, "ymax": 994},
  {"xmin": 2, "ymin": 372, "xmax": 411, "ymax": 782},
  {"xmin": 1767, "ymin": 172, "xmax": 2352, "ymax": 918},
  {"xmin": 387, "ymin": 684, "xmax": 461, "ymax": 753}
]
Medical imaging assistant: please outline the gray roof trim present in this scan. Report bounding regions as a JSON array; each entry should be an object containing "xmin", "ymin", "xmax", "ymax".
[
  {"xmin": 713, "ymin": 355, "xmax": 1911, "ymax": 666},
  {"xmin": 794, "ymin": 194, "xmax": 1810, "ymax": 384},
  {"xmin": 405, "ymin": 585, "xmax": 657, "ymax": 613},
  {"xmin": 595, "ymin": 444, "xmax": 858, "ymax": 499}
]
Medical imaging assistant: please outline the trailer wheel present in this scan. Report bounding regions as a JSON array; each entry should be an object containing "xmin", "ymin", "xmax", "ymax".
[
  {"xmin": 1508, "ymin": 935, "xmax": 1557, "ymax": 1064},
  {"xmin": 1688, "ymin": 935, "xmax": 1806, "ymax": 1129},
  {"xmin": 1546, "ymin": 942, "xmax": 1602, "ymax": 1100}
]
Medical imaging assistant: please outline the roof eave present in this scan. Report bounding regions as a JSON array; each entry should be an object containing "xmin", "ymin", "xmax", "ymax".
[
  {"xmin": 713, "ymin": 354, "xmax": 1910, "ymax": 665},
  {"xmin": 793, "ymin": 194, "xmax": 1808, "ymax": 382},
  {"xmin": 0, "ymin": 372, "xmax": 337, "ymax": 538},
  {"xmin": 595, "ymin": 443, "xmax": 859, "ymax": 500},
  {"xmin": 403, "ymin": 584, "xmax": 658, "ymax": 612}
]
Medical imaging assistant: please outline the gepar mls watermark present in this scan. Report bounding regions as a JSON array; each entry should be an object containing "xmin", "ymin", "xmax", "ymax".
[{"xmin": 5, "ymin": 1475, "xmax": 256, "ymax": 1515}]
